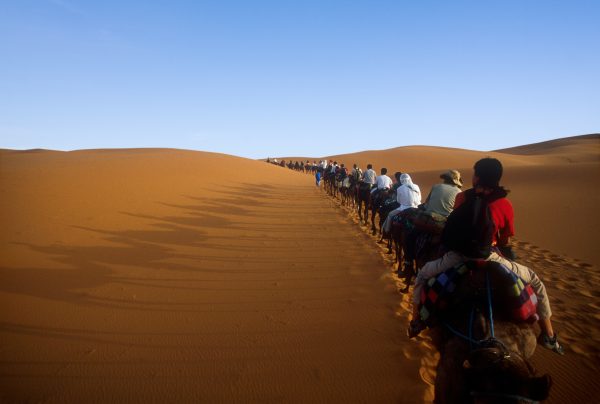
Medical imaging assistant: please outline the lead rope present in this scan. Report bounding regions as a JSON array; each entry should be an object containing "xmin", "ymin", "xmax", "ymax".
[{"xmin": 485, "ymin": 268, "xmax": 495, "ymax": 338}]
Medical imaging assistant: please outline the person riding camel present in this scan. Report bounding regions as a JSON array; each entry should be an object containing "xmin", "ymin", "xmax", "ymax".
[
  {"xmin": 399, "ymin": 170, "xmax": 463, "ymax": 278},
  {"xmin": 378, "ymin": 171, "xmax": 404, "ymax": 222},
  {"xmin": 335, "ymin": 164, "xmax": 348, "ymax": 192},
  {"xmin": 337, "ymin": 164, "xmax": 348, "ymax": 180},
  {"xmin": 330, "ymin": 161, "xmax": 338, "ymax": 174},
  {"xmin": 381, "ymin": 173, "xmax": 422, "ymax": 236},
  {"xmin": 371, "ymin": 167, "xmax": 393, "ymax": 199},
  {"xmin": 423, "ymin": 170, "xmax": 463, "ymax": 219},
  {"xmin": 361, "ymin": 164, "xmax": 377, "ymax": 189},
  {"xmin": 408, "ymin": 158, "xmax": 564, "ymax": 355},
  {"xmin": 350, "ymin": 164, "xmax": 362, "ymax": 184}
]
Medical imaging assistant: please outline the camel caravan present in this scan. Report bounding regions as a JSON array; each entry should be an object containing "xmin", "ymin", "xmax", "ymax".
[{"xmin": 273, "ymin": 157, "xmax": 564, "ymax": 403}]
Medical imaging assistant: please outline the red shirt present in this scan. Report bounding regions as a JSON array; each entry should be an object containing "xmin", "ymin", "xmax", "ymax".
[{"xmin": 454, "ymin": 191, "xmax": 515, "ymax": 246}]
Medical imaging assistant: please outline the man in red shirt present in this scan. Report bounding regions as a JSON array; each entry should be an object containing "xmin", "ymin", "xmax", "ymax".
[{"xmin": 409, "ymin": 158, "xmax": 564, "ymax": 355}]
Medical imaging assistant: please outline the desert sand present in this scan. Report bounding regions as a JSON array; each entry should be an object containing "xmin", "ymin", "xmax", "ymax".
[{"xmin": 1, "ymin": 135, "xmax": 599, "ymax": 403}]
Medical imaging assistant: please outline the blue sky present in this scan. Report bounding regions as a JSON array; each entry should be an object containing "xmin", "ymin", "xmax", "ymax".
[{"xmin": 1, "ymin": 0, "xmax": 599, "ymax": 158}]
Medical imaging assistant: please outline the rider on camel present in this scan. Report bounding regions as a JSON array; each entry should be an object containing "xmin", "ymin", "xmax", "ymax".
[
  {"xmin": 392, "ymin": 171, "xmax": 403, "ymax": 193},
  {"xmin": 408, "ymin": 158, "xmax": 564, "ymax": 355},
  {"xmin": 381, "ymin": 173, "xmax": 422, "ymax": 236},
  {"xmin": 361, "ymin": 164, "xmax": 377, "ymax": 189},
  {"xmin": 350, "ymin": 164, "xmax": 362, "ymax": 183},
  {"xmin": 423, "ymin": 170, "xmax": 463, "ymax": 219},
  {"xmin": 371, "ymin": 167, "xmax": 393, "ymax": 199}
]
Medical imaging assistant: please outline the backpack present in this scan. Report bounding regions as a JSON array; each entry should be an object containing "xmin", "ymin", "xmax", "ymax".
[{"xmin": 442, "ymin": 189, "xmax": 495, "ymax": 258}]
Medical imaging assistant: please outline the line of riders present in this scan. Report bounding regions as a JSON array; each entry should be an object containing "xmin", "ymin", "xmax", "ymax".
[
  {"xmin": 269, "ymin": 156, "xmax": 565, "ymax": 350},
  {"xmin": 270, "ymin": 157, "xmax": 565, "ymax": 402},
  {"xmin": 265, "ymin": 157, "xmax": 320, "ymax": 171},
  {"xmin": 312, "ymin": 158, "xmax": 564, "ymax": 353}
]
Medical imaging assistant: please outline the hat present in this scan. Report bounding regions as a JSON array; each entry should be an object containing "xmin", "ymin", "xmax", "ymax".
[{"xmin": 441, "ymin": 169, "xmax": 463, "ymax": 187}]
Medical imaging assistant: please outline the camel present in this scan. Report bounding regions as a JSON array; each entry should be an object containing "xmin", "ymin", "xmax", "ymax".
[{"xmin": 420, "ymin": 261, "xmax": 552, "ymax": 403}]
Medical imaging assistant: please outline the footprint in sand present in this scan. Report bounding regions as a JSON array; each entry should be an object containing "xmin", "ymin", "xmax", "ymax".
[
  {"xmin": 402, "ymin": 347, "xmax": 421, "ymax": 360},
  {"xmin": 419, "ymin": 366, "xmax": 436, "ymax": 386},
  {"xmin": 551, "ymin": 296, "xmax": 565, "ymax": 305},
  {"xmin": 568, "ymin": 344, "xmax": 589, "ymax": 356},
  {"xmin": 579, "ymin": 289, "xmax": 600, "ymax": 298}
]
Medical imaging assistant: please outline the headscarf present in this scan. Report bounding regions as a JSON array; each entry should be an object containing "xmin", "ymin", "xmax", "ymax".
[{"xmin": 399, "ymin": 173, "xmax": 419, "ymax": 193}]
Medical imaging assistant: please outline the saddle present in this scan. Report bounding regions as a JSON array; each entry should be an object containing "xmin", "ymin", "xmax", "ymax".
[
  {"xmin": 418, "ymin": 260, "xmax": 539, "ymax": 328},
  {"xmin": 359, "ymin": 182, "xmax": 373, "ymax": 192},
  {"xmin": 413, "ymin": 211, "xmax": 446, "ymax": 235}
]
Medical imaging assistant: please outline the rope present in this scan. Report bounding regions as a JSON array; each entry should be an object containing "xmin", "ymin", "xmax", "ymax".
[
  {"xmin": 444, "ymin": 263, "xmax": 498, "ymax": 345},
  {"xmin": 443, "ymin": 321, "xmax": 483, "ymax": 346},
  {"xmin": 468, "ymin": 306, "xmax": 475, "ymax": 350},
  {"xmin": 485, "ymin": 268, "xmax": 495, "ymax": 338}
]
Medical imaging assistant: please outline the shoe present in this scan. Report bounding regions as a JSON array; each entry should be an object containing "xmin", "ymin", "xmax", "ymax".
[
  {"xmin": 408, "ymin": 319, "xmax": 426, "ymax": 338},
  {"xmin": 540, "ymin": 333, "xmax": 565, "ymax": 355}
]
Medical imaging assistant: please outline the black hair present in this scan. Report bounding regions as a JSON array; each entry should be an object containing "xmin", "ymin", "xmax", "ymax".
[
  {"xmin": 367, "ymin": 164, "xmax": 373, "ymax": 169},
  {"xmin": 474, "ymin": 158, "xmax": 503, "ymax": 188},
  {"xmin": 381, "ymin": 167, "xmax": 388, "ymax": 175}
]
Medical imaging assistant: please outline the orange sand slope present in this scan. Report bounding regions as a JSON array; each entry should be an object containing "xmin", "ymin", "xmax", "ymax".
[
  {"xmin": 286, "ymin": 134, "xmax": 600, "ymax": 267},
  {"xmin": 0, "ymin": 149, "xmax": 425, "ymax": 402},
  {"xmin": 1, "ymin": 139, "xmax": 599, "ymax": 403}
]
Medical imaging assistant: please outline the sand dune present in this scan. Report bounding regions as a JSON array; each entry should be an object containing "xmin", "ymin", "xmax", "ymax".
[
  {"xmin": 1, "ymin": 137, "xmax": 599, "ymax": 403},
  {"xmin": 1, "ymin": 149, "xmax": 426, "ymax": 402}
]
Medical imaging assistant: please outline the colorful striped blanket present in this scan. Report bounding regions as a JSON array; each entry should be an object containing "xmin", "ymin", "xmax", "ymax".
[{"xmin": 418, "ymin": 260, "xmax": 539, "ymax": 327}]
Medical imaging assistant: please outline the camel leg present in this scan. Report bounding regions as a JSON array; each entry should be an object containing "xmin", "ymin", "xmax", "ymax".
[
  {"xmin": 371, "ymin": 210, "xmax": 377, "ymax": 235},
  {"xmin": 399, "ymin": 259, "xmax": 414, "ymax": 293},
  {"xmin": 395, "ymin": 238, "xmax": 402, "ymax": 267}
]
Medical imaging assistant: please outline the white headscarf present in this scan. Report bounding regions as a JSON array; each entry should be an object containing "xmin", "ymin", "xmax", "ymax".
[{"xmin": 400, "ymin": 173, "xmax": 418, "ymax": 193}]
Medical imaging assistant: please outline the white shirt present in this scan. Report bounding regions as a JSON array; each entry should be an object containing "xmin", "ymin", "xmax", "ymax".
[
  {"xmin": 397, "ymin": 183, "xmax": 422, "ymax": 210},
  {"xmin": 362, "ymin": 169, "xmax": 376, "ymax": 184},
  {"xmin": 376, "ymin": 175, "xmax": 393, "ymax": 190}
]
